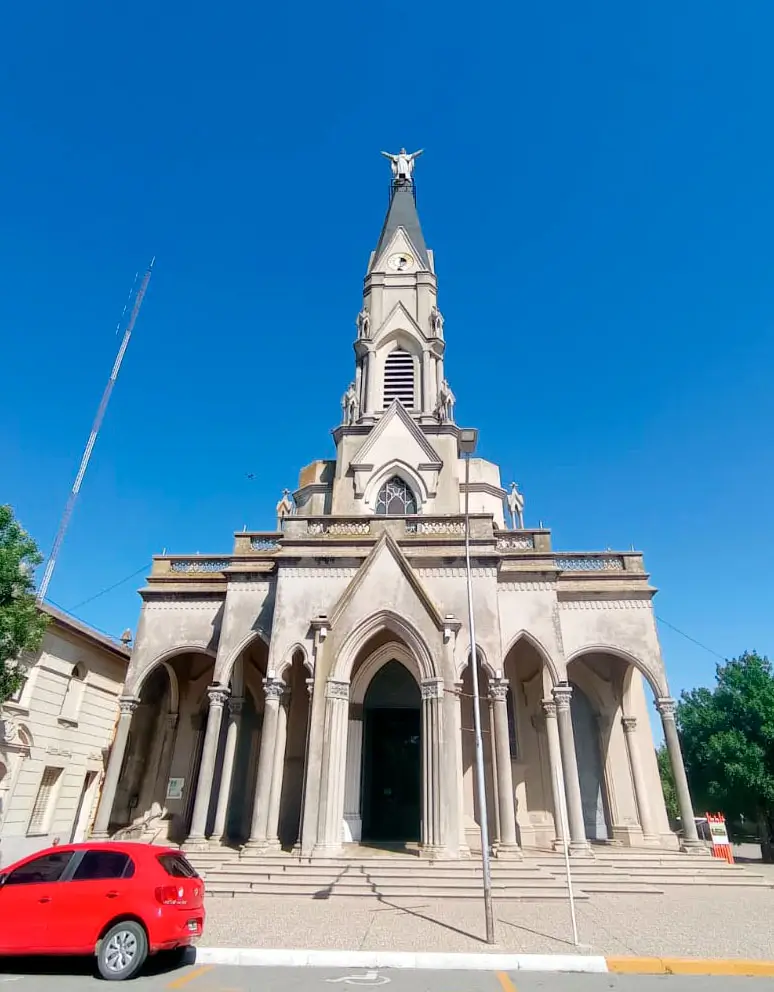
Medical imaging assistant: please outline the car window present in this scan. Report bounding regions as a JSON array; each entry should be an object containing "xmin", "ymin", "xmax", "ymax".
[
  {"xmin": 5, "ymin": 851, "xmax": 74, "ymax": 886},
  {"xmin": 71, "ymin": 850, "xmax": 134, "ymax": 881},
  {"xmin": 157, "ymin": 853, "xmax": 198, "ymax": 878}
]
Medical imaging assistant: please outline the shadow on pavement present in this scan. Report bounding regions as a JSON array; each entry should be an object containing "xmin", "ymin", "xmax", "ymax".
[{"xmin": 0, "ymin": 946, "xmax": 196, "ymax": 978}]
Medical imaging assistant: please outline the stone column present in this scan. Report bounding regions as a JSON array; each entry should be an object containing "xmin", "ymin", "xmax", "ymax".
[
  {"xmin": 450, "ymin": 679, "xmax": 468, "ymax": 854},
  {"xmin": 553, "ymin": 685, "xmax": 592, "ymax": 856},
  {"xmin": 355, "ymin": 361, "xmax": 363, "ymax": 410},
  {"xmin": 621, "ymin": 716, "xmax": 660, "ymax": 845},
  {"xmin": 490, "ymin": 679, "xmax": 521, "ymax": 858},
  {"xmin": 343, "ymin": 709, "xmax": 364, "ymax": 842},
  {"xmin": 314, "ymin": 679, "xmax": 349, "ymax": 855},
  {"xmin": 245, "ymin": 678, "xmax": 285, "ymax": 850},
  {"xmin": 656, "ymin": 697, "xmax": 704, "ymax": 852},
  {"xmin": 188, "ymin": 685, "xmax": 230, "ymax": 843},
  {"xmin": 364, "ymin": 349, "xmax": 378, "ymax": 415},
  {"xmin": 211, "ymin": 697, "xmax": 244, "ymax": 843},
  {"xmin": 420, "ymin": 678, "xmax": 445, "ymax": 854},
  {"xmin": 422, "ymin": 348, "xmax": 432, "ymax": 413},
  {"xmin": 541, "ymin": 698, "xmax": 566, "ymax": 849},
  {"xmin": 488, "ymin": 696, "xmax": 501, "ymax": 844},
  {"xmin": 91, "ymin": 697, "xmax": 138, "ymax": 837},
  {"xmin": 265, "ymin": 691, "xmax": 290, "ymax": 849}
]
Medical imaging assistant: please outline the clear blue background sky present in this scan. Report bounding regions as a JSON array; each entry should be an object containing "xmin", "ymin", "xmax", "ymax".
[{"xmin": 1, "ymin": 1, "xmax": 772, "ymax": 701}]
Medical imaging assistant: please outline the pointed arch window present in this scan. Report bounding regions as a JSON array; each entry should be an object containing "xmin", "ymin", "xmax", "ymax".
[
  {"xmin": 59, "ymin": 662, "xmax": 86, "ymax": 724},
  {"xmin": 383, "ymin": 348, "xmax": 415, "ymax": 409},
  {"xmin": 375, "ymin": 476, "xmax": 418, "ymax": 516}
]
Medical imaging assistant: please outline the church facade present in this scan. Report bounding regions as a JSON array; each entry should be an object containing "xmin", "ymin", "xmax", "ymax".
[{"xmin": 92, "ymin": 157, "xmax": 702, "ymax": 860}]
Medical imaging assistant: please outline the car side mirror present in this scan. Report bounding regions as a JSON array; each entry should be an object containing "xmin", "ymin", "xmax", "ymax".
[{"xmin": 0, "ymin": 874, "xmax": 7, "ymax": 887}]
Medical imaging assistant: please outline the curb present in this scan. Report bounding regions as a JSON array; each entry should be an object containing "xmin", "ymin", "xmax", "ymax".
[
  {"xmin": 607, "ymin": 957, "xmax": 774, "ymax": 977},
  {"xmin": 194, "ymin": 948, "xmax": 607, "ymax": 973},
  {"xmin": 193, "ymin": 948, "xmax": 774, "ymax": 977}
]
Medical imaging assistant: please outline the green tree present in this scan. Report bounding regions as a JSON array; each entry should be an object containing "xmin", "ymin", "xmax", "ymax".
[
  {"xmin": 0, "ymin": 505, "xmax": 48, "ymax": 703},
  {"xmin": 677, "ymin": 651, "xmax": 774, "ymax": 861},
  {"xmin": 656, "ymin": 743, "xmax": 679, "ymax": 824}
]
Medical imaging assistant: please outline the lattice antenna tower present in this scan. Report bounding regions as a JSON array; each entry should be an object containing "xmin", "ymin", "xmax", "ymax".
[{"xmin": 37, "ymin": 258, "xmax": 155, "ymax": 603}]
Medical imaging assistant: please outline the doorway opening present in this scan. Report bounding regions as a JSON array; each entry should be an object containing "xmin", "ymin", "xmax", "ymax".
[{"xmin": 361, "ymin": 660, "xmax": 421, "ymax": 843}]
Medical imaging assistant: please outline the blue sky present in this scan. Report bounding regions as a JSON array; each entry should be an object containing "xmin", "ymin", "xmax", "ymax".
[{"xmin": 1, "ymin": 0, "xmax": 772, "ymax": 702}]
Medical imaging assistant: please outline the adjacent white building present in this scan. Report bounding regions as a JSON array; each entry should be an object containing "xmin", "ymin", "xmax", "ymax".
[{"xmin": 0, "ymin": 604, "xmax": 130, "ymax": 865}]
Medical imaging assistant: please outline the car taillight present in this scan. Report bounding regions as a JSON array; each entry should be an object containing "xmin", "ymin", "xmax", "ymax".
[{"xmin": 155, "ymin": 884, "xmax": 187, "ymax": 905}]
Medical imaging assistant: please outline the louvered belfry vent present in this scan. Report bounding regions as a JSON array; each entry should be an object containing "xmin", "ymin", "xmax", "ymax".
[{"xmin": 383, "ymin": 348, "xmax": 414, "ymax": 409}]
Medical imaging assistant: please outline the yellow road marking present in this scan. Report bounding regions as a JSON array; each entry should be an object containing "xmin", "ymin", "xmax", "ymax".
[
  {"xmin": 166, "ymin": 964, "xmax": 215, "ymax": 989},
  {"xmin": 496, "ymin": 970, "xmax": 518, "ymax": 992},
  {"xmin": 607, "ymin": 957, "xmax": 774, "ymax": 977}
]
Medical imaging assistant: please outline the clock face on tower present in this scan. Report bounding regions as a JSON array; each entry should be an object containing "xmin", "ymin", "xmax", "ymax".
[{"xmin": 387, "ymin": 252, "xmax": 414, "ymax": 271}]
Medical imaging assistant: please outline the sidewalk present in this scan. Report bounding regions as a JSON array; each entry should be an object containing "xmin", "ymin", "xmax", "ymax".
[{"xmin": 202, "ymin": 884, "xmax": 774, "ymax": 959}]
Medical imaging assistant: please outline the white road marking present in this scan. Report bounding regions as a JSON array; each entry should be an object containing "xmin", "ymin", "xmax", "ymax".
[{"xmin": 325, "ymin": 973, "xmax": 391, "ymax": 986}]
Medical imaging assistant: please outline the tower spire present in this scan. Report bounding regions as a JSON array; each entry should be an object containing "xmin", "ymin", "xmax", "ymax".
[{"xmin": 373, "ymin": 148, "xmax": 430, "ymax": 270}]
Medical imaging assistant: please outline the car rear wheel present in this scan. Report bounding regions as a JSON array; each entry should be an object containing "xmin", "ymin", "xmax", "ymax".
[{"xmin": 96, "ymin": 921, "xmax": 148, "ymax": 981}]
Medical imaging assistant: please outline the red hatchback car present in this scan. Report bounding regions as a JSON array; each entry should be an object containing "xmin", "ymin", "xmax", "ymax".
[{"xmin": 0, "ymin": 842, "xmax": 205, "ymax": 981}]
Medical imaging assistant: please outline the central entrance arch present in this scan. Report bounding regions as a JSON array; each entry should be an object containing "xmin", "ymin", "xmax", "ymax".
[{"xmin": 361, "ymin": 660, "xmax": 421, "ymax": 843}]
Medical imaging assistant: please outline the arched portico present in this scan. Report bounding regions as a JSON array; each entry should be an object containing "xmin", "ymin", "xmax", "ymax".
[{"xmin": 314, "ymin": 624, "xmax": 452, "ymax": 857}]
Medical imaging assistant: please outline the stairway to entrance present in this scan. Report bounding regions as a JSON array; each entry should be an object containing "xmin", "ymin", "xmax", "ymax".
[{"xmin": 185, "ymin": 845, "xmax": 774, "ymax": 900}]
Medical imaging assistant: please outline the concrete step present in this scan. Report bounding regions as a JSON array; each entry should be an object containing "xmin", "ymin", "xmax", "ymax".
[
  {"xmin": 204, "ymin": 882, "xmax": 588, "ymax": 900},
  {"xmin": 202, "ymin": 870, "xmax": 566, "ymax": 890}
]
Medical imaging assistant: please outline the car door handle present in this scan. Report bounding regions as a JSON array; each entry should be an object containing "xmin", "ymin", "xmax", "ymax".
[
  {"xmin": 106, "ymin": 891, "xmax": 119, "ymax": 898},
  {"xmin": 38, "ymin": 896, "xmax": 51, "ymax": 904}
]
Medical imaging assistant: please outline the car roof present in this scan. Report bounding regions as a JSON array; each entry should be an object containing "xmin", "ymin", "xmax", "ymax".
[{"xmin": 3, "ymin": 842, "xmax": 186, "ymax": 869}]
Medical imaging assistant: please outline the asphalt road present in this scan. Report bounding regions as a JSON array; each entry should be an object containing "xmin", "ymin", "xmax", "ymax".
[{"xmin": 0, "ymin": 960, "xmax": 773, "ymax": 992}]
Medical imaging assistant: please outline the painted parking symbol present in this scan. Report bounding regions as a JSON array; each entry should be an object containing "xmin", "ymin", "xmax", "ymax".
[{"xmin": 325, "ymin": 973, "xmax": 391, "ymax": 986}]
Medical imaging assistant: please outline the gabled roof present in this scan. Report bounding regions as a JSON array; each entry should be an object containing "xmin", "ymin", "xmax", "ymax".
[
  {"xmin": 351, "ymin": 399, "xmax": 442, "ymax": 470},
  {"xmin": 372, "ymin": 185, "xmax": 430, "ymax": 270},
  {"xmin": 329, "ymin": 532, "xmax": 445, "ymax": 630}
]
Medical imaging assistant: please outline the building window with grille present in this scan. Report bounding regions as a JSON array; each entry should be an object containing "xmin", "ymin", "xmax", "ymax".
[
  {"xmin": 27, "ymin": 766, "xmax": 63, "ymax": 836},
  {"xmin": 375, "ymin": 476, "xmax": 418, "ymax": 516},
  {"xmin": 59, "ymin": 663, "xmax": 86, "ymax": 724},
  {"xmin": 383, "ymin": 348, "xmax": 415, "ymax": 409}
]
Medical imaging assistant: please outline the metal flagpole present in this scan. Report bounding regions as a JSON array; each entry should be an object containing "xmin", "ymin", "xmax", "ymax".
[
  {"xmin": 555, "ymin": 763, "xmax": 579, "ymax": 945},
  {"xmin": 37, "ymin": 259, "xmax": 155, "ymax": 603},
  {"xmin": 460, "ymin": 428, "xmax": 495, "ymax": 944}
]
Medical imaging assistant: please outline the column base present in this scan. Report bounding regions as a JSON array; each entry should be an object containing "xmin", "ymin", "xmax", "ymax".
[
  {"xmin": 241, "ymin": 839, "xmax": 269, "ymax": 855},
  {"xmin": 493, "ymin": 843, "xmax": 523, "ymax": 860},
  {"xmin": 312, "ymin": 844, "xmax": 345, "ymax": 858},
  {"xmin": 419, "ymin": 845, "xmax": 453, "ymax": 860},
  {"xmin": 551, "ymin": 836, "xmax": 567, "ymax": 852},
  {"xmin": 90, "ymin": 830, "xmax": 110, "ymax": 841},
  {"xmin": 640, "ymin": 834, "xmax": 665, "ymax": 848},
  {"xmin": 569, "ymin": 840, "xmax": 594, "ymax": 858},
  {"xmin": 185, "ymin": 838, "xmax": 211, "ymax": 852},
  {"xmin": 680, "ymin": 838, "xmax": 710, "ymax": 855}
]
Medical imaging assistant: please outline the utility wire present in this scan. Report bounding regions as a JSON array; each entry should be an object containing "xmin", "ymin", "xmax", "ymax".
[
  {"xmin": 655, "ymin": 615, "xmax": 727, "ymax": 662},
  {"xmin": 44, "ymin": 597, "xmax": 128, "ymax": 645},
  {"xmin": 67, "ymin": 563, "xmax": 151, "ymax": 611}
]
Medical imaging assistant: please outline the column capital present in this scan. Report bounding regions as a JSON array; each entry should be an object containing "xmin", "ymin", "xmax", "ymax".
[
  {"xmin": 118, "ymin": 697, "xmax": 140, "ymax": 716},
  {"xmin": 228, "ymin": 696, "xmax": 245, "ymax": 717},
  {"xmin": 552, "ymin": 684, "xmax": 573, "ymax": 711},
  {"xmin": 541, "ymin": 697, "xmax": 557, "ymax": 719},
  {"xmin": 420, "ymin": 678, "xmax": 444, "ymax": 700},
  {"xmin": 656, "ymin": 696, "xmax": 677, "ymax": 719},
  {"xmin": 207, "ymin": 684, "xmax": 230, "ymax": 708},
  {"xmin": 263, "ymin": 678, "xmax": 286, "ymax": 701},
  {"xmin": 489, "ymin": 678, "xmax": 509, "ymax": 702},
  {"xmin": 325, "ymin": 679, "xmax": 349, "ymax": 701},
  {"xmin": 621, "ymin": 715, "xmax": 637, "ymax": 734}
]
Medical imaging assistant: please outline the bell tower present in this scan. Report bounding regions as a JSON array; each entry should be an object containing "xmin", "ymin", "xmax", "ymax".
[{"xmin": 347, "ymin": 149, "xmax": 449, "ymax": 426}]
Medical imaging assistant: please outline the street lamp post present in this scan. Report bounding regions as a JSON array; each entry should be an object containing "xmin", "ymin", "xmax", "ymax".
[{"xmin": 459, "ymin": 427, "xmax": 495, "ymax": 945}]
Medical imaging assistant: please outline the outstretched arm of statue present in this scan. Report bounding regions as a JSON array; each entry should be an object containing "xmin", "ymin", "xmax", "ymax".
[
  {"xmin": 380, "ymin": 151, "xmax": 396, "ymax": 161},
  {"xmin": 409, "ymin": 149, "xmax": 425, "ymax": 161}
]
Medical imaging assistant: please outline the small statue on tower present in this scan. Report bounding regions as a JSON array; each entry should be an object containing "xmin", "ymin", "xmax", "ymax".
[
  {"xmin": 381, "ymin": 147, "xmax": 424, "ymax": 183},
  {"xmin": 276, "ymin": 489, "xmax": 295, "ymax": 530},
  {"xmin": 356, "ymin": 306, "xmax": 371, "ymax": 339},
  {"xmin": 507, "ymin": 482, "xmax": 525, "ymax": 530},
  {"xmin": 435, "ymin": 378, "xmax": 456, "ymax": 423},
  {"xmin": 429, "ymin": 305, "xmax": 444, "ymax": 337},
  {"xmin": 341, "ymin": 381, "xmax": 360, "ymax": 425}
]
